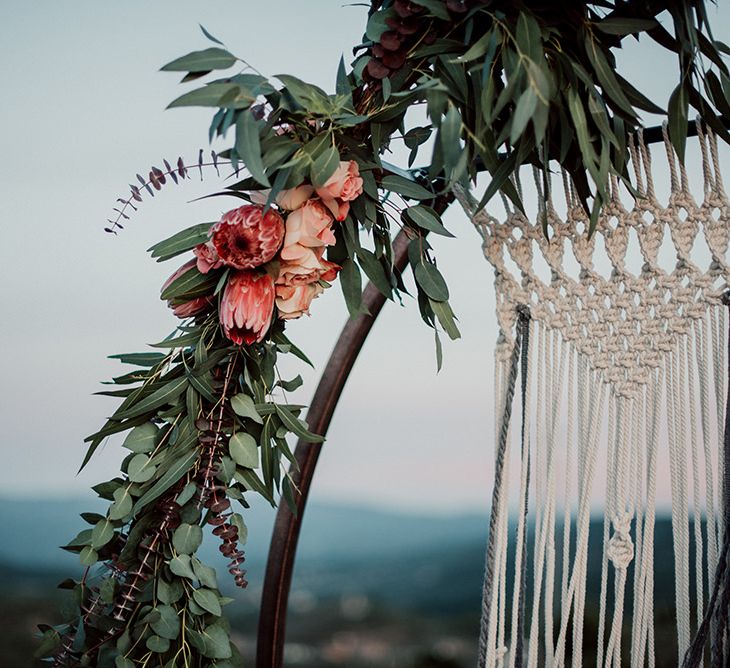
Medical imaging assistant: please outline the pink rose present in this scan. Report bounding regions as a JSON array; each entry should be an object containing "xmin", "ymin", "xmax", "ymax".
[
  {"xmin": 280, "ymin": 200, "xmax": 336, "ymax": 270},
  {"xmin": 211, "ymin": 204, "xmax": 285, "ymax": 270},
  {"xmin": 275, "ymin": 283, "xmax": 325, "ymax": 320},
  {"xmin": 194, "ymin": 241, "xmax": 223, "ymax": 274},
  {"xmin": 315, "ymin": 160, "xmax": 364, "ymax": 221},
  {"xmin": 220, "ymin": 270, "xmax": 276, "ymax": 345},
  {"xmin": 161, "ymin": 259, "xmax": 213, "ymax": 318},
  {"xmin": 275, "ymin": 185, "xmax": 315, "ymax": 211}
]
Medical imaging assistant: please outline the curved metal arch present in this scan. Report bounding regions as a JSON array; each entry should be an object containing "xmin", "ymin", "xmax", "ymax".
[{"xmin": 255, "ymin": 230, "xmax": 412, "ymax": 667}]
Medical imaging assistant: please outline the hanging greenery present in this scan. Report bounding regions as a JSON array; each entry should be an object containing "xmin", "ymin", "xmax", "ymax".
[{"xmin": 38, "ymin": 1, "xmax": 730, "ymax": 666}]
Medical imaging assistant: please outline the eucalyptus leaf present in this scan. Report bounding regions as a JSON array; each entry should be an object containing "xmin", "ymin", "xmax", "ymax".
[
  {"xmin": 236, "ymin": 111, "xmax": 270, "ymax": 187},
  {"xmin": 595, "ymin": 17, "xmax": 660, "ymax": 35},
  {"xmin": 109, "ymin": 486, "xmax": 133, "ymax": 521},
  {"xmin": 356, "ymin": 249, "xmax": 392, "ymax": 298},
  {"xmin": 277, "ymin": 375, "xmax": 303, "ymax": 392},
  {"xmin": 122, "ymin": 423, "xmax": 158, "ymax": 453},
  {"xmin": 150, "ymin": 605, "xmax": 181, "ymax": 640},
  {"xmin": 668, "ymin": 82, "xmax": 689, "ymax": 162},
  {"xmin": 79, "ymin": 545, "xmax": 98, "ymax": 566},
  {"xmin": 340, "ymin": 258, "xmax": 363, "ymax": 317},
  {"xmin": 511, "ymin": 88, "xmax": 538, "ymax": 143},
  {"xmin": 310, "ymin": 143, "xmax": 340, "ymax": 188},
  {"xmin": 172, "ymin": 523, "xmax": 203, "ymax": 555},
  {"xmin": 146, "ymin": 635, "xmax": 170, "ymax": 653},
  {"xmin": 430, "ymin": 298, "xmax": 461, "ymax": 340},
  {"xmin": 415, "ymin": 263, "xmax": 449, "ymax": 301},
  {"xmin": 404, "ymin": 205, "xmax": 454, "ymax": 237},
  {"xmin": 127, "ymin": 453, "xmax": 157, "ymax": 484},
  {"xmin": 109, "ymin": 352, "xmax": 167, "ymax": 367},
  {"xmin": 148, "ymin": 223, "xmax": 212, "ymax": 262},
  {"xmin": 114, "ymin": 376, "xmax": 187, "ymax": 421},
  {"xmin": 188, "ymin": 624, "xmax": 232, "ymax": 659},
  {"xmin": 229, "ymin": 432, "xmax": 259, "ymax": 468},
  {"xmin": 168, "ymin": 83, "xmax": 239, "ymax": 109},
  {"xmin": 274, "ymin": 404, "xmax": 324, "ymax": 443},
  {"xmin": 192, "ymin": 557, "xmax": 219, "ymax": 589},
  {"xmin": 161, "ymin": 48, "xmax": 236, "ymax": 73},
  {"xmin": 192, "ymin": 588, "xmax": 222, "ymax": 616},
  {"xmin": 134, "ymin": 447, "xmax": 197, "ymax": 513},
  {"xmin": 231, "ymin": 394, "xmax": 263, "ymax": 424},
  {"xmin": 169, "ymin": 554, "xmax": 196, "ymax": 580},
  {"xmin": 91, "ymin": 519, "xmax": 114, "ymax": 550},
  {"xmin": 380, "ymin": 175, "xmax": 433, "ymax": 200},
  {"xmin": 229, "ymin": 512, "xmax": 248, "ymax": 545}
]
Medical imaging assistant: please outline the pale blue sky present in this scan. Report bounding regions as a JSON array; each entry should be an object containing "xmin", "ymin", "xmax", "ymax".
[{"xmin": 2, "ymin": 2, "xmax": 729, "ymax": 513}]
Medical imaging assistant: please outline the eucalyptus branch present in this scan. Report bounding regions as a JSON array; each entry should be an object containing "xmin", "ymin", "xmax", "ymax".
[{"xmin": 105, "ymin": 151, "xmax": 237, "ymax": 235}]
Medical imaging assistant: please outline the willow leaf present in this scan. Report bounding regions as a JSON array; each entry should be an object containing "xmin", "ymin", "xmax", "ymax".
[
  {"xmin": 115, "ymin": 376, "xmax": 188, "ymax": 421},
  {"xmin": 236, "ymin": 112, "xmax": 270, "ymax": 187},
  {"xmin": 274, "ymin": 404, "xmax": 323, "ymax": 443},
  {"xmin": 148, "ymin": 223, "xmax": 212, "ymax": 262},
  {"xmin": 133, "ymin": 447, "xmax": 198, "ymax": 514},
  {"xmin": 161, "ymin": 48, "xmax": 236, "ymax": 73}
]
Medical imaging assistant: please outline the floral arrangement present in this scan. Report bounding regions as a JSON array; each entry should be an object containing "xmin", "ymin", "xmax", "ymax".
[
  {"xmin": 174, "ymin": 165, "xmax": 363, "ymax": 341},
  {"xmin": 38, "ymin": 1, "xmax": 730, "ymax": 665}
]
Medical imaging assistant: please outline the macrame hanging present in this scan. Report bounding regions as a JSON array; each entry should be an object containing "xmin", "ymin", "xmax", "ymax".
[{"xmin": 455, "ymin": 125, "xmax": 730, "ymax": 667}]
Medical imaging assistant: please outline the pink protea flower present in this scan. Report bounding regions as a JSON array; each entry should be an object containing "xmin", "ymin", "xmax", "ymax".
[
  {"xmin": 220, "ymin": 270, "xmax": 276, "ymax": 345},
  {"xmin": 193, "ymin": 241, "xmax": 223, "ymax": 274},
  {"xmin": 161, "ymin": 259, "xmax": 213, "ymax": 318},
  {"xmin": 211, "ymin": 204, "xmax": 285, "ymax": 270}
]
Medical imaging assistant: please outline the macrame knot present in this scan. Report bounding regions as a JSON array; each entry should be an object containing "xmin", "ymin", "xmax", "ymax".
[{"xmin": 607, "ymin": 513, "xmax": 634, "ymax": 569}]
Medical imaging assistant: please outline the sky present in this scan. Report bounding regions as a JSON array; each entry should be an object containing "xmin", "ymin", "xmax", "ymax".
[{"xmin": 1, "ymin": 1, "xmax": 729, "ymax": 515}]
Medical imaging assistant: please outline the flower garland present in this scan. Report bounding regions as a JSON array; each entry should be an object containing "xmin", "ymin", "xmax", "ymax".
[
  {"xmin": 38, "ymin": 1, "xmax": 730, "ymax": 665},
  {"xmin": 38, "ymin": 167, "xmax": 370, "ymax": 667}
]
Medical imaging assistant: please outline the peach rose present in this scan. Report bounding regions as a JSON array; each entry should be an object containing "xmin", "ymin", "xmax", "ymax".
[
  {"xmin": 220, "ymin": 270, "xmax": 275, "ymax": 345},
  {"xmin": 275, "ymin": 185, "xmax": 315, "ymax": 211},
  {"xmin": 315, "ymin": 160, "xmax": 364, "ymax": 221},
  {"xmin": 275, "ymin": 283, "xmax": 325, "ymax": 320},
  {"xmin": 193, "ymin": 241, "xmax": 223, "ymax": 274},
  {"xmin": 276, "ymin": 257, "xmax": 341, "ymax": 287},
  {"xmin": 281, "ymin": 199, "xmax": 335, "ymax": 251}
]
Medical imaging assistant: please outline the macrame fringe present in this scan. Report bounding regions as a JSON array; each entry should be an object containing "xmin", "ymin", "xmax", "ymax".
[{"xmin": 459, "ymin": 124, "xmax": 730, "ymax": 667}]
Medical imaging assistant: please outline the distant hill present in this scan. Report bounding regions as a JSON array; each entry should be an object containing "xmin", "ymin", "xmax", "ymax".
[
  {"xmin": 0, "ymin": 495, "xmax": 679, "ymax": 610},
  {"xmin": 0, "ymin": 495, "xmax": 487, "ymax": 568},
  {"xmin": 0, "ymin": 497, "xmax": 685, "ymax": 668}
]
